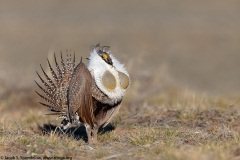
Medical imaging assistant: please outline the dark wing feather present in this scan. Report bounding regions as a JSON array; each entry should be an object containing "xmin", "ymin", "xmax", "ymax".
[
  {"xmin": 35, "ymin": 52, "xmax": 75, "ymax": 115},
  {"xmin": 67, "ymin": 59, "xmax": 94, "ymax": 127}
]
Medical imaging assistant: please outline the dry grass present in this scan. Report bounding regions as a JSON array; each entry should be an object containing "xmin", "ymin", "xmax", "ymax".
[{"xmin": 0, "ymin": 84, "xmax": 240, "ymax": 160}]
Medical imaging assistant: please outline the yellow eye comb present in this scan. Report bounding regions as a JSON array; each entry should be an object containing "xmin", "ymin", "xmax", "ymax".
[{"xmin": 102, "ymin": 53, "xmax": 109, "ymax": 60}]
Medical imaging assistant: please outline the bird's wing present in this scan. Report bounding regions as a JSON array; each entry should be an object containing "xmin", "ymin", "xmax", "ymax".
[
  {"xmin": 35, "ymin": 53, "xmax": 75, "ymax": 115},
  {"xmin": 67, "ymin": 59, "xmax": 94, "ymax": 127},
  {"xmin": 102, "ymin": 105, "xmax": 121, "ymax": 128}
]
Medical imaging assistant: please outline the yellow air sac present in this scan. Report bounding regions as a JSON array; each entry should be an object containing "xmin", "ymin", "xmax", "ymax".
[
  {"xmin": 102, "ymin": 71, "xmax": 117, "ymax": 91},
  {"xmin": 119, "ymin": 71, "xmax": 129, "ymax": 89}
]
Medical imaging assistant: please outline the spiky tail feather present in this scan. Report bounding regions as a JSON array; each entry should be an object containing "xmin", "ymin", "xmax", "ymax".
[{"xmin": 35, "ymin": 52, "xmax": 75, "ymax": 115}]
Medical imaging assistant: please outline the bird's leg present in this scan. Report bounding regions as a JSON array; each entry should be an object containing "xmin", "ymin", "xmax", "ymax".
[
  {"xmin": 85, "ymin": 124, "xmax": 93, "ymax": 144},
  {"xmin": 85, "ymin": 124, "xmax": 99, "ymax": 144},
  {"xmin": 92, "ymin": 125, "xmax": 99, "ymax": 144}
]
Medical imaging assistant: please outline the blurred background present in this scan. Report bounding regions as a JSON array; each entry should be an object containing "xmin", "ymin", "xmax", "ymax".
[{"xmin": 0, "ymin": 0, "xmax": 240, "ymax": 98}]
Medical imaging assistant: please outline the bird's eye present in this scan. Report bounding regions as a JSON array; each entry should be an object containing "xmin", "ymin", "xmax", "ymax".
[
  {"xmin": 100, "ymin": 52, "xmax": 113, "ymax": 66},
  {"xmin": 102, "ymin": 53, "xmax": 108, "ymax": 60}
]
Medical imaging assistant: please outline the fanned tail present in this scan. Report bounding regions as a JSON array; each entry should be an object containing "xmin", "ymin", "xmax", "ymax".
[{"xmin": 35, "ymin": 51, "xmax": 76, "ymax": 115}]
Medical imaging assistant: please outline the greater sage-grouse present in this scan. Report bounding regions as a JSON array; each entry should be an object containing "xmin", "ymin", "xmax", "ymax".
[{"xmin": 35, "ymin": 44, "xmax": 130, "ymax": 144}]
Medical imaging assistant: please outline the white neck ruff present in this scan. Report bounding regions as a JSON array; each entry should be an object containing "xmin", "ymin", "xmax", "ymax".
[{"xmin": 87, "ymin": 48, "xmax": 129, "ymax": 102}]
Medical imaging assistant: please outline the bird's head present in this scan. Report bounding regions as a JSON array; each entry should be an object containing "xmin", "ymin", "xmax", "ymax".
[
  {"xmin": 87, "ymin": 44, "xmax": 130, "ymax": 102},
  {"xmin": 98, "ymin": 50, "xmax": 113, "ymax": 66}
]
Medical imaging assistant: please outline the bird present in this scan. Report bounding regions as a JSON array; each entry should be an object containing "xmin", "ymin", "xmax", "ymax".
[{"xmin": 35, "ymin": 44, "xmax": 130, "ymax": 144}]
